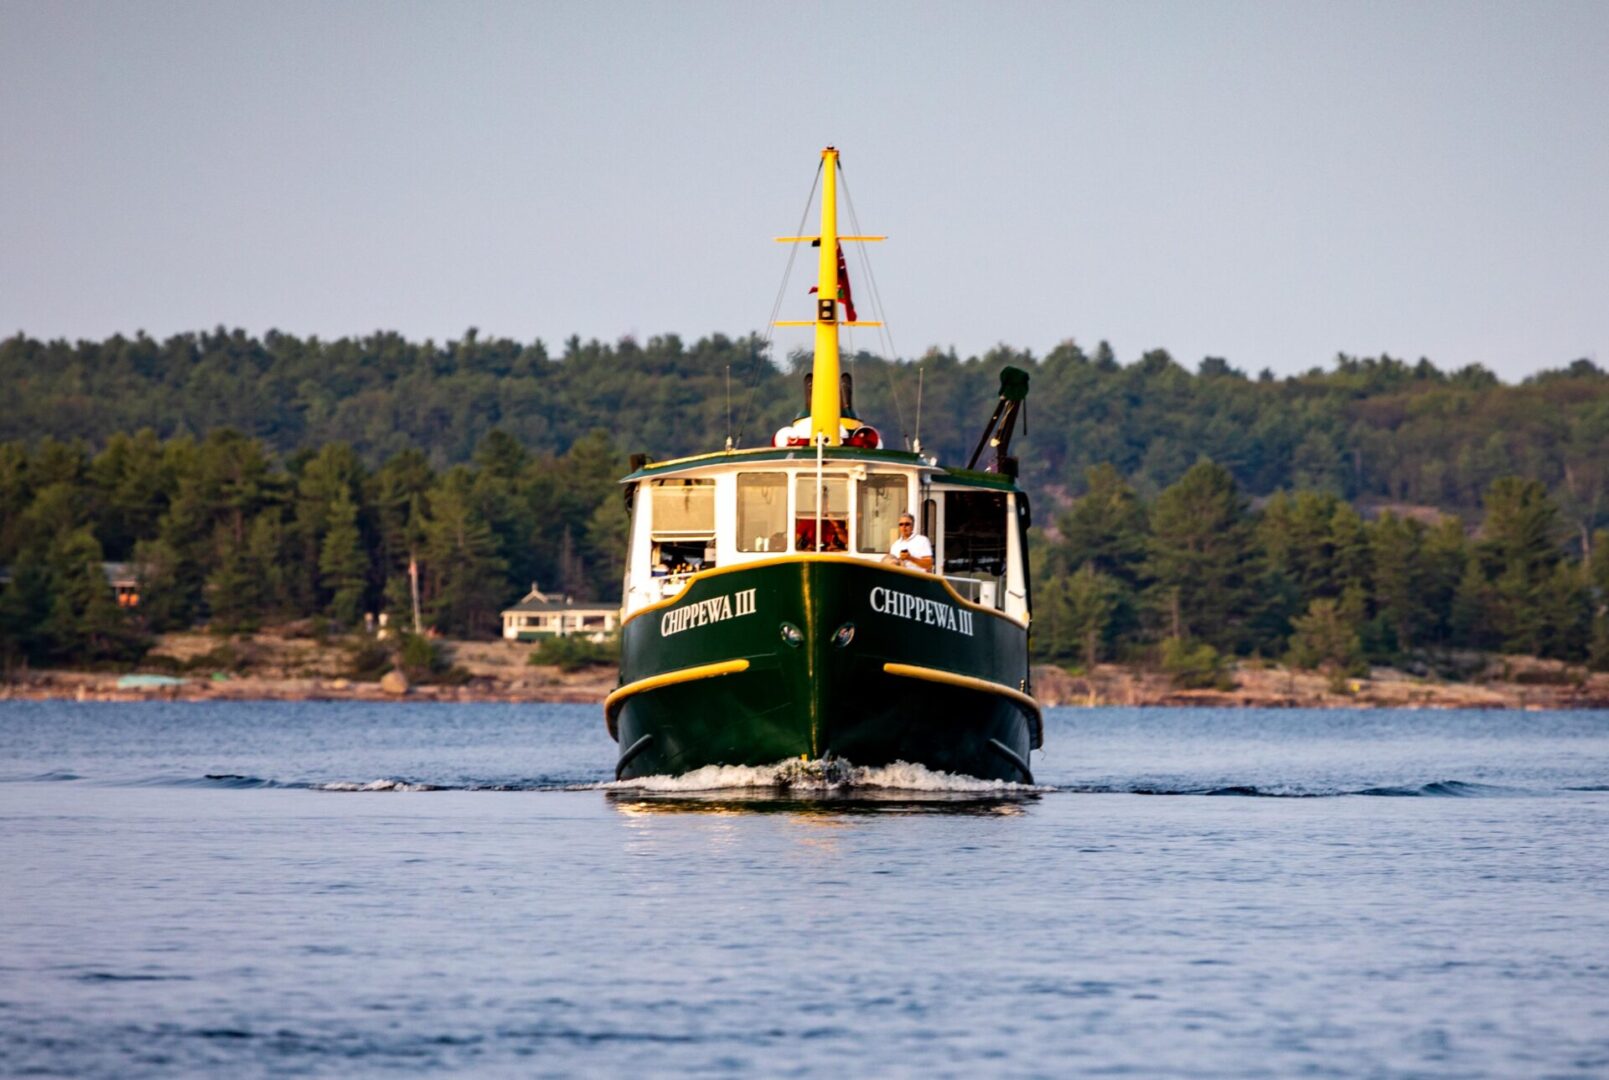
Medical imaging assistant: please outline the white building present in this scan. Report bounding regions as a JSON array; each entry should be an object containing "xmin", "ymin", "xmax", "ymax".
[{"xmin": 500, "ymin": 584, "xmax": 620, "ymax": 642}]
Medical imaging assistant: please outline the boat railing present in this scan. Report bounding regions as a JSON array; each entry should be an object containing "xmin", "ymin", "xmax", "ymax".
[
  {"xmin": 944, "ymin": 576, "xmax": 982, "ymax": 604},
  {"xmin": 655, "ymin": 570, "xmax": 697, "ymax": 597},
  {"xmin": 942, "ymin": 574, "xmax": 1003, "ymax": 609}
]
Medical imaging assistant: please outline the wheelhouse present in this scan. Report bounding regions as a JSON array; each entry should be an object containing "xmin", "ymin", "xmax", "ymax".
[{"xmin": 620, "ymin": 447, "xmax": 1031, "ymax": 625}]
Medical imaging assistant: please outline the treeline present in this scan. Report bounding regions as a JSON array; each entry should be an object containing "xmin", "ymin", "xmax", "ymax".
[
  {"xmin": 4, "ymin": 330, "xmax": 1608, "ymax": 526},
  {"xmin": 3, "ymin": 327, "xmax": 1609, "ymax": 674},
  {"xmin": 2, "ymin": 427, "xmax": 1606, "ymax": 675},
  {"xmin": 1034, "ymin": 463, "xmax": 1609, "ymax": 679},
  {"xmin": 0, "ymin": 429, "xmax": 627, "ymax": 668}
]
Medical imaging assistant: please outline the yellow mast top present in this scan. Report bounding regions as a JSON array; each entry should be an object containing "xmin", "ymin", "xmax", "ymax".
[
  {"xmin": 774, "ymin": 147, "xmax": 884, "ymax": 446},
  {"xmin": 810, "ymin": 147, "xmax": 843, "ymax": 444}
]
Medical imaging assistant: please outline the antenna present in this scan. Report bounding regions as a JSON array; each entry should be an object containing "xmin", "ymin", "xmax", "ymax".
[
  {"xmin": 913, "ymin": 366, "xmax": 925, "ymax": 454},
  {"xmin": 725, "ymin": 364, "xmax": 733, "ymax": 450}
]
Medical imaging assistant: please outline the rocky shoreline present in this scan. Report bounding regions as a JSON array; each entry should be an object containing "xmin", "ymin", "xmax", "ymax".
[
  {"xmin": 0, "ymin": 670, "xmax": 616, "ymax": 705},
  {"xmin": 1030, "ymin": 661, "xmax": 1609, "ymax": 711},
  {"xmin": 3, "ymin": 632, "xmax": 1606, "ymax": 709}
]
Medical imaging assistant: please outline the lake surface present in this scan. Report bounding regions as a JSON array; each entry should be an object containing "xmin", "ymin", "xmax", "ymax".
[{"xmin": 2, "ymin": 701, "xmax": 1607, "ymax": 1077}]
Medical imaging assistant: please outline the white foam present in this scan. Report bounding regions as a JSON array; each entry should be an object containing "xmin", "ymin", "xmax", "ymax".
[
  {"xmin": 317, "ymin": 779, "xmax": 440, "ymax": 792},
  {"xmin": 601, "ymin": 757, "xmax": 1044, "ymax": 793}
]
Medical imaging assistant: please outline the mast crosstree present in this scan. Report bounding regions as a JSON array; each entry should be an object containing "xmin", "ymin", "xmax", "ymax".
[{"xmin": 773, "ymin": 146, "xmax": 883, "ymax": 446}]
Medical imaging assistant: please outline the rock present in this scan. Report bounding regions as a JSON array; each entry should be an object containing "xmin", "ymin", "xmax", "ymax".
[{"xmin": 380, "ymin": 670, "xmax": 411, "ymax": 696}]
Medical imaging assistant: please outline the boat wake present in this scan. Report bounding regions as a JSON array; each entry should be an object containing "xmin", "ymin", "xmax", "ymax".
[
  {"xmin": 188, "ymin": 774, "xmax": 551, "ymax": 792},
  {"xmin": 600, "ymin": 757, "xmax": 1046, "ymax": 794},
  {"xmin": 316, "ymin": 778, "xmax": 444, "ymax": 792},
  {"xmin": 1065, "ymin": 778, "xmax": 1530, "ymax": 798},
  {"xmin": 18, "ymin": 772, "xmax": 1561, "ymax": 799}
]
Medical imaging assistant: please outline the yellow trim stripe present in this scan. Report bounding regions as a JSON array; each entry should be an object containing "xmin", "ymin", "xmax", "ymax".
[
  {"xmin": 603, "ymin": 659, "xmax": 751, "ymax": 737},
  {"xmin": 620, "ymin": 553, "xmax": 1028, "ymax": 630},
  {"xmin": 882, "ymin": 662, "xmax": 1041, "ymax": 718}
]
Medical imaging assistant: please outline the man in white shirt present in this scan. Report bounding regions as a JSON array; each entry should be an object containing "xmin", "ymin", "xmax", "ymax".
[{"xmin": 884, "ymin": 513, "xmax": 934, "ymax": 572}]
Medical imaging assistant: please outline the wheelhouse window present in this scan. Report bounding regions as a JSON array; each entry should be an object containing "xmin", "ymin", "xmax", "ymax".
[
  {"xmin": 943, "ymin": 491, "xmax": 1007, "ymax": 576},
  {"xmin": 737, "ymin": 473, "xmax": 789, "ymax": 552},
  {"xmin": 651, "ymin": 478, "xmax": 715, "ymax": 574},
  {"xmin": 856, "ymin": 474, "xmax": 907, "ymax": 554},
  {"xmin": 795, "ymin": 474, "xmax": 849, "ymax": 552}
]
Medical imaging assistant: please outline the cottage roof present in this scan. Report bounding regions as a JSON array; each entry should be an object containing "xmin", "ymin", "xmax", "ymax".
[{"xmin": 501, "ymin": 584, "xmax": 616, "ymax": 616}]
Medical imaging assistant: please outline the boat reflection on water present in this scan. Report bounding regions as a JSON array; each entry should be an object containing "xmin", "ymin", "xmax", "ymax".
[{"xmin": 606, "ymin": 789, "xmax": 1038, "ymax": 817}]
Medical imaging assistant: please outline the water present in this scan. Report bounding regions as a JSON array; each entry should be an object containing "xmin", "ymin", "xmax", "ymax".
[{"xmin": 2, "ymin": 702, "xmax": 1607, "ymax": 1077}]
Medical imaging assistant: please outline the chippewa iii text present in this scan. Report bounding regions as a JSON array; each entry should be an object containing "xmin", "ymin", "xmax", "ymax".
[
  {"xmin": 868, "ymin": 586, "xmax": 975, "ymax": 636},
  {"xmin": 659, "ymin": 588, "xmax": 759, "ymax": 637}
]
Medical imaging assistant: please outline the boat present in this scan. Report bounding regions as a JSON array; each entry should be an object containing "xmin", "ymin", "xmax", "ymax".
[{"xmin": 604, "ymin": 146, "xmax": 1040, "ymax": 783}]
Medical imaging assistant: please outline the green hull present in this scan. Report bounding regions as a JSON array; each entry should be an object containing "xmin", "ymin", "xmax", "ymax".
[{"xmin": 609, "ymin": 558, "xmax": 1040, "ymax": 782}]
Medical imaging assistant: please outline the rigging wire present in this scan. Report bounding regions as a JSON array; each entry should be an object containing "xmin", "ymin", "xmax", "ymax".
[
  {"xmin": 839, "ymin": 166, "xmax": 911, "ymax": 448},
  {"xmin": 734, "ymin": 161, "xmax": 822, "ymax": 449}
]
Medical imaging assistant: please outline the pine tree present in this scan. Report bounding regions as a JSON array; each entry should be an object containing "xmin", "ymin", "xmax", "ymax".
[
  {"xmin": 246, "ymin": 512, "xmax": 293, "ymax": 620},
  {"xmin": 422, "ymin": 474, "xmax": 509, "ymax": 636},
  {"xmin": 1481, "ymin": 477, "xmax": 1561, "ymax": 578},
  {"xmin": 471, "ymin": 449, "xmax": 539, "ymax": 596},
  {"xmin": 1590, "ymin": 619, "xmax": 1609, "ymax": 672},
  {"xmin": 205, "ymin": 524, "xmax": 261, "ymax": 634},
  {"xmin": 1031, "ymin": 576, "xmax": 1068, "ymax": 663},
  {"xmin": 1452, "ymin": 552, "xmax": 1500, "ymax": 651},
  {"xmin": 1055, "ymin": 464, "xmax": 1147, "ymax": 584},
  {"xmin": 1420, "ymin": 517, "xmax": 1469, "ymax": 645},
  {"xmin": 150, "ymin": 440, "xmax": 208, "ymax": 626},
  {"xmin": 293, "ymin": 442, "xmax": 366, "ymax": 612},
  {"xmin": 372, "ymin": 451, "xmax": 434, "ymax": 576},
  {"xmin": 0, "ymin": 551, "xmax": 51, "ymax": 671},
  {"xmin": 1536, "ymin": 562, "xmax": 1592, "ymax": 661},
  {"xmin": 40, "ymin": 527, "xmax": 147, "ymax": 663},
  {"xmin": 130, "ymin": 537, "xmax": 189, "ymax": 632},
  {"xmin": 319, "ymin": 490, "xmax": 368, "ymax": 626},
  {"xmin": 583, "ymin": 496, "xmax": 630, "ymax": 599},
  {"xmin": 89, "ymin": 429, "xmax": 169, "ymax": 560},
  {"xmin": 1368, "ymin": 512, "xmax": 1428, "ymax": 654},
  {"xmin": 0, "ymin": 441, "xmax": 32, "ymax": 567},
  {"xmin": 1258, "ymin": 490, "xmax": 1363, "ymax": 608},
  {"xmin": 1144, "ymin": 460, "xmax": 1260, "ymax": 652},
  {"xmin": 1287, "ymin": 597, "xmax": 1365, "ymax": 689},
  {"xmin": 557, "ymin": 527, "xmax": 585, "ymax": 599},
  {"xmin": 1062, "ymin": 563, "xmax": 1122, "ymax": 668},
  {"xmin": 1477, "ymin": 478, "xmax": 1564, "ymax": 653},
  {"xmin": 1329, "ymin": 502, "xmax": 1371, "ymax": 600}
]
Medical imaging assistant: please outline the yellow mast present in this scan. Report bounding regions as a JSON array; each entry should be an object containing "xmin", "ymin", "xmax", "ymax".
[
  {"xmin": 810, "ymin": 147, "xmax": 843, "ymax": 444},
  {"xmin": 774, "ymin": 146, "xmax": 883, "ymax": 445}
]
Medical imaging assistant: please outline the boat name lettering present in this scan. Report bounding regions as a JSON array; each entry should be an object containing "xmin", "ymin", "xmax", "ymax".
[
  {"xmin": 660, "ymin": 588, "xmax": 758, "ymax": 637},
  {"xmin": 868, "ymin": 587, "xmax": 974, "ymax": 636}
]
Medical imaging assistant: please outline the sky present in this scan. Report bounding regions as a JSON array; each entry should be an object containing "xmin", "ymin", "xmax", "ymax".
[{"xmin": 2, "ymin": 0, "xmax": 1606, "ymax": 381}]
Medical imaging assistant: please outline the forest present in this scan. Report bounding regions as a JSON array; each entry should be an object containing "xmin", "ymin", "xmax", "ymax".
[{"xmin": 2, "ymin": 328, "xmax": 1607, "ymax": 675}]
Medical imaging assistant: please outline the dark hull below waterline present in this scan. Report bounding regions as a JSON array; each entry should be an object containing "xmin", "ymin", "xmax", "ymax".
[{"xmin": 609, "ymin": 557, "xmax": 1039, "ymax": 783}]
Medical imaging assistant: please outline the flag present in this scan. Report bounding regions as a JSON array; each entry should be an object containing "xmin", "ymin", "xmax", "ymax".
[
  {"xmin": 807, "ymin": 243, "xmax": 858, "ymax": 322},
  {"xmin": 836, "ymin": 242, "xmax": 857, "ymax": 323}
]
